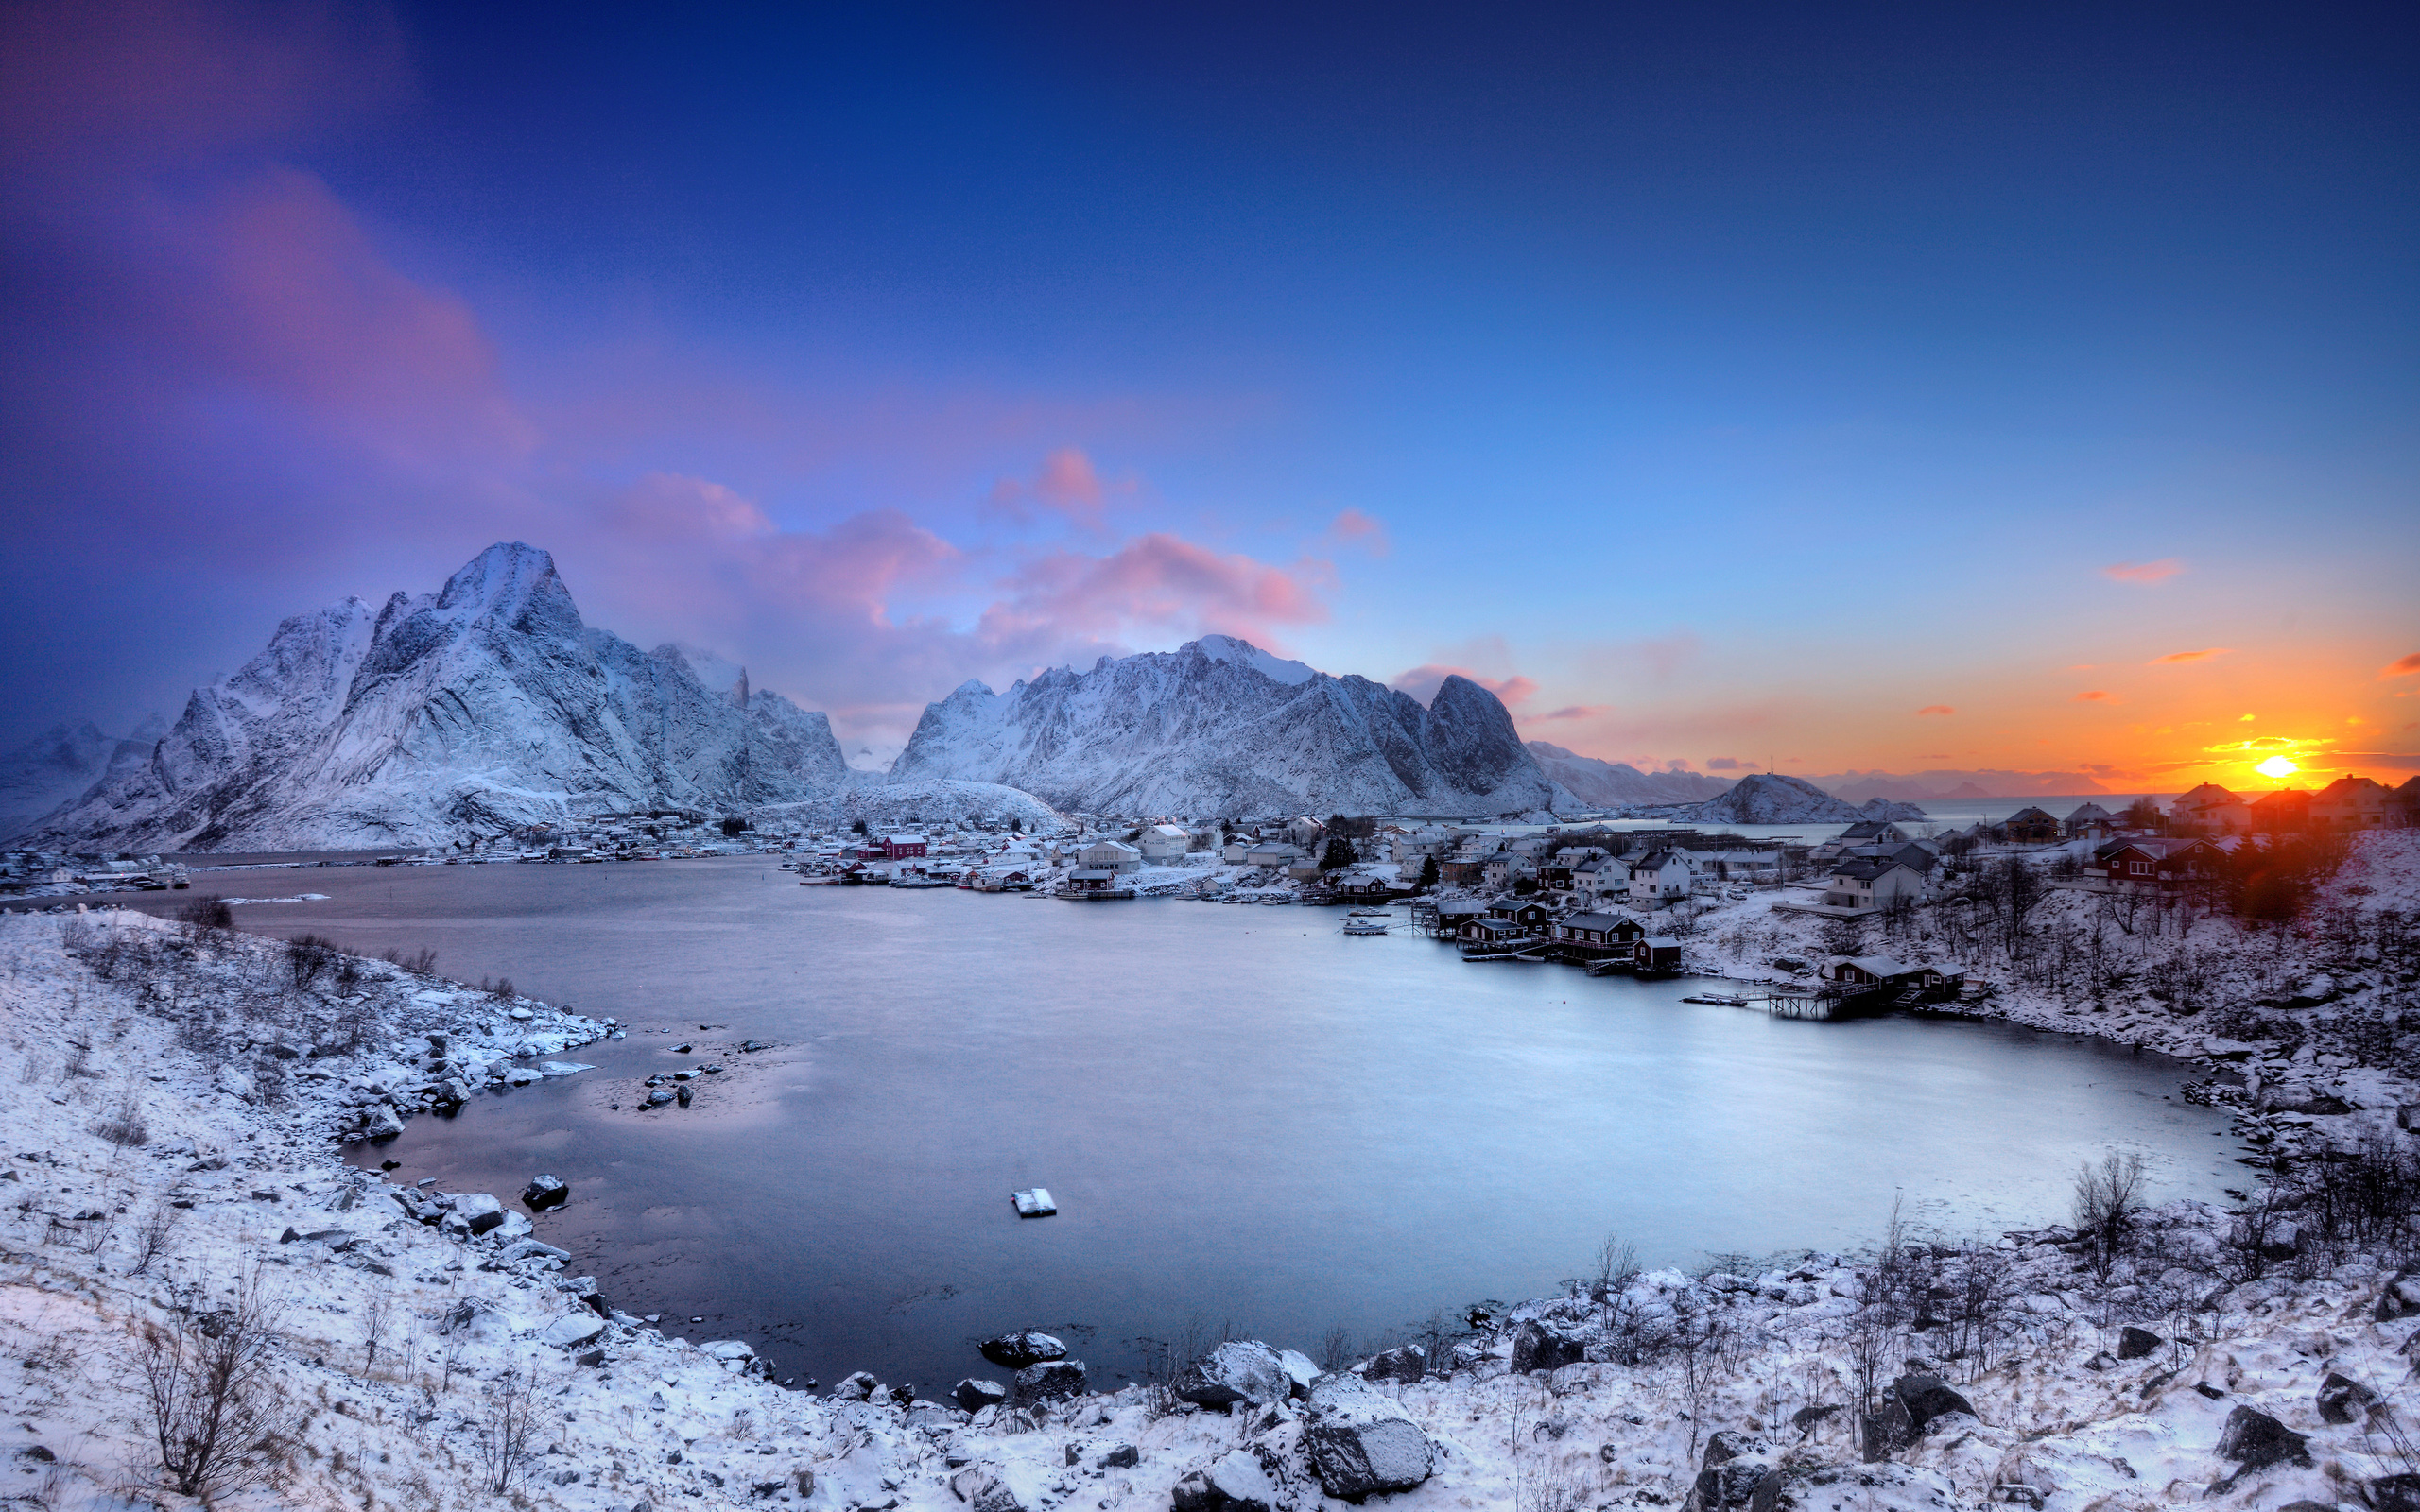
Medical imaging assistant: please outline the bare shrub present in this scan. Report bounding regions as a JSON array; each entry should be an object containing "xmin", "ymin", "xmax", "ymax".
[
  {"xmin": 285, "ymin": 935, "xmax": 340, "ymax": 990},
  {"xmin": 138, "ymin": 1269, "xmax": 295, "ymax": 1501},
  {"xmin": 177, "ymin": 895, "xmax": 235, "ymax": 931},
  {"xmin": 487, "ymin": 977, "xmax": 516, "ymax": 1002},
  {"xmin": 91, "ymin": 1098, "xmax": 149, "ymax": 1148},
  {"xmin": 1318, "ymin": 1324, "xmax": 1356, "ymax": 1373},
  {"xmin": 471, "ymin": 1369, "xmax": 546, "ymax": 1494},
  {"xmin": 1138, "ymin": 1318, "xmax": 1207, "ymax": 1419},
  {"xmin": 129, "ymin": 1201, "xmax": 182, "ymax": 1276}
]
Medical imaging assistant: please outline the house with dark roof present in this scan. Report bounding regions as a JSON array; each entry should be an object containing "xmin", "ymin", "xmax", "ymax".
[
  {"xmin": 1820, "ymin": 856, "xmax": 1927, "ymax": 912},
  {"xmin": 2063, "ymin": 802, "xmax": 2117, "ymax": 839},
  {"xmin": 2002, "ymin": 806, "xmax": 2061, "ymax": 843},
  {"xmin": 1550, "ymin": 910, "xmax": 1650, "ymax": 959},
  {"xmin": 1625, "ymin": 850, "xmax": 1696, "ymax": 908},
  {"xmin": 2251, "ymin": 790, "xmax": 2311, "ymax": 832},
  {"xmin": 2085, "ymin": 836, "xmax": 2220, "ymax": 888}
]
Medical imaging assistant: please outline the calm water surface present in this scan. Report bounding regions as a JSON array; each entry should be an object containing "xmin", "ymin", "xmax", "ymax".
[{"xmin": 167, "ymin": 859, "xmax": 2244, "ymax": 1390}]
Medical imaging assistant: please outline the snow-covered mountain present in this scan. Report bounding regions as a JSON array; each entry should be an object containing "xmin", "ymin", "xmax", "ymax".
[
  {"xmin": 1523, "ymin": 742, "xmax": 1734, "ymax": 808},
  {"xmin": 1857, "ymin": 796, "xmax": 1929, "ymax": 822},
  {"xmin": 0, "ymin": 717, "xmax": 164, "ymax": 841},
  {"xmin": 29, "ymin": 544, "xmax": 851, "ymax": 851},
  {"xmin": 1676, "ymin": 772, "xmax": 1869, "ymax": 825},
  {"xmin": 889, "ymin": 638, "xmax": 1558, "ymax": 817}
]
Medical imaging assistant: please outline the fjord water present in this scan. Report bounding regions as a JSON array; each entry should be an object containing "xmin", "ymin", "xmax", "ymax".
[{"xmin": 202, "ymin": 859, "xmax": 2241, "ymax": 1391}]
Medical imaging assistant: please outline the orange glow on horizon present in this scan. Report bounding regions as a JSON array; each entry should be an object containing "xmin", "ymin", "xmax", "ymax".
[{"xmin": 2256, "ymin": 755, "xmax": 2299, "ymax": 779}]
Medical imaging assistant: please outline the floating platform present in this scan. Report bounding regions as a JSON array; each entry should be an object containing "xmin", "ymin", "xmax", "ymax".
[{"xmin": 1011, "ymin": 1187, "xmax": 1057, "ymax": 1218}]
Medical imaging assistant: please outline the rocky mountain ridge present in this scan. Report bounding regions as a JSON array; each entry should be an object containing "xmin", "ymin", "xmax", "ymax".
[
  {"xmin": 1522, "ymin": 741, "xmax": 1735, "ymax": 808},
  {"xmin": 888, "ymin": 637, "xmax": 1560, "ymax": 817},
  {"xmin": 1676, "ymin": 772, "xmax": 1927, "ymax": 826}
]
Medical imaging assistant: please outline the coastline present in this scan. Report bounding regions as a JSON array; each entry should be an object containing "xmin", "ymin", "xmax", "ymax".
[{"xmin": 7, "ymin": 833, "xmax": 2419, "ymax": 1510}]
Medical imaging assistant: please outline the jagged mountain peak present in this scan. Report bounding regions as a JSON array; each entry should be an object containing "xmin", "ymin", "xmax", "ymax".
[{"xmin": 30, "ymin": 544, "xmax": 849, "ymax": 850}]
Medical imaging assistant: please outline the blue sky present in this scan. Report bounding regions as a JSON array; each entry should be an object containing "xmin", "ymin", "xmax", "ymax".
[{"xmin": 2, "ymin": 1, "xmax": 2413, "ymax": 787}]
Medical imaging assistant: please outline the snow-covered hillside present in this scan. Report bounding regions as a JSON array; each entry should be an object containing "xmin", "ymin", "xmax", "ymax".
[
  {"xmin": 1523, "ymin": 743, "xmax": 1733, "ymax": 808},
  {"xmin": 28, "ymin": 544, "xmax": 853, "ymax": 851},
  {"xmin": 1676, "ymin": 772, "xmax": 1873, "ymax": 825},
  {"xmin": 889, "ymin": 639, "xmax": 1559, "ymax": 817},
  {"xmin": 0, "ymin": 717, "xmax": 162, "ymax": 839}
]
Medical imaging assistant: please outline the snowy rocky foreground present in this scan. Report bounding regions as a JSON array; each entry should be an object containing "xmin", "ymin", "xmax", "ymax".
[{"xmin": 8, "ymin": 911, "xmax": 2420, "ymax": 1509}]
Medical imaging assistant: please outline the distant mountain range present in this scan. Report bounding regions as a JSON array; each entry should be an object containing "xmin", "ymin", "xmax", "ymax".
[
  {"xmin": 1523, "ymin": 742, "xmax": 1735, "ymax": 807},
  {"xmin": 890, "ymin": 634, "xmax": 1559, "ymax": 817},
  {"xmin": 0, "ymin": 718, "xmax": 164, "ymax": 838},
  {"xmin": 1676, "ymin": 772, "xmax": 1926, "ymax": 825},
  {"xmin": 14, "ymin": 546, "xmax": 1564, "ymax": 850}
]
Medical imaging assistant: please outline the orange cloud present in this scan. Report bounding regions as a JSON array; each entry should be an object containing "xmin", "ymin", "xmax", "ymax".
[
  {"xmin": 2383, "ymin": 652, "xmax": 2420, "ymax": 679},
  {"xmin": 2075, "ymin": 690, "xmax": 2117, "ymax": 703},
  {"xmin": 2150, "ymin": 647, "xmax": 2231, "ymax": 664},
  {"xmin": 2103, "ymin": 559, "xmax": 2184, "ymax": 584},
  {"xmin": 1915, "ymin": 705, "xmax": 1955, "ymax": 715}
]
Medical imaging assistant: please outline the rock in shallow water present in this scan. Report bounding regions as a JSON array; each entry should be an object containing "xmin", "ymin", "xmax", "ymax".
[
  {"xmin": 979, "ymin": 1331, "xmax": 1066, "ymax": 1368},
  {"xmin": 521, "ymin": 1174, "xmax": 568, "ymax": 1210}
]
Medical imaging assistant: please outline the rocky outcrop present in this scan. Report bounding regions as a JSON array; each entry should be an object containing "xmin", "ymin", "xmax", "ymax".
[
  {"xmin": 1301, "ymin": 1372, "xmax": 1435, "ymax": 1499},
  {"xmin": 2214, "ymin": 1404, "xmax": 2311, "ymax": 1489},
  {"xmin": 1174, "ymin": 1341, "xmax": 1293, "ymax": 1409},
  {"xmin": 1510, "ymin": 1320, "xmax": 1586, "ymax": 1373},
  {"xmin": 1359, "ymin": 1344, "xmax": 1426, "ymax": 1384},
  {"xmin": 1524, "ymin": 742, "xmax": 1733, "ymax": 808},
  {"xmin": 1010, "ymin": 1360, "xmax": 1086, "ymax": 1406}
]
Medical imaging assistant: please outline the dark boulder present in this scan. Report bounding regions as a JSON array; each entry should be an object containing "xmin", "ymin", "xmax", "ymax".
[
  {"xmin": 2374, "ymin": 1472, "xmax": 2420, "ymax": 1512},
  {"xmin": 980, "ymin": 1331, "xmax": 1067, "ymax": 1369},
  {"xmin": 1175, "ymin": 1341, "xmax": 1292, "ymax": 1408},
  {"xmin": 521, "ymin": 1174, "xmax": 569, "ymax": 1211},
  {"xmin": 2214, "ymin": 1405, "xmax": 2311, "ymax": 1487},
  {"xmin": 1890, "ymin": 1373, "xmax": 1973, "ymax": 1435},
  {"xmin": 1011, "ymin": 1359, "xmax": 1087, "ymax": 1407},
  {"xmin": 953, "ymin": 1378, "xmax": 1008, "ymax": 1412},
  {"xmin": 1510, "ymin": 1320, "xmax": 1586, "ymax": 1374},
  {"xmin": 1360, "ymin": 1345, "xmax": 1426, "ymax": 1384},
  {"xmin": 2317, "ymin": 1371, "xmax": 2378, "ymax": 1425},
  {"xmin": 1302, "ymin": 1372, "xmax": 1436, "ymax": 1500},
  {"xmin": 1691, "ymin": 1432, "xmax": 1772, "ymax": 1511},
  {"xmin": 2116, "ymin": 1326, "xmax": 2162, "ymax": 1360},
  {"xmin": 2378, "ymin": 1270, "xmax": 2420, "ymax": 1321}
]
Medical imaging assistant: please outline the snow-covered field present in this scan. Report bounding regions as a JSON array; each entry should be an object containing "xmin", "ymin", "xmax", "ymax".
[{"xmin": 7, "ymin": 835, "xmax": 2420, "ymax": 1510}]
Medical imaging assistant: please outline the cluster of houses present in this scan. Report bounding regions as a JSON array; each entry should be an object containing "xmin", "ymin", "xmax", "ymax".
[
  {"xmin": 0, "ymin": 849, "xmax": 186, "ymax": 900},
  {"xmin": 2165, "ymin": 777, "xmax": 2414, "ymax": 834}
]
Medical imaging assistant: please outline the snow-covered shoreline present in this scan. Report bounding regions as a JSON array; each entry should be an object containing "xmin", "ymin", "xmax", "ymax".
[{"xmin": 9, "ymin": 837, "xmax": 2420, "ymax": 1510}]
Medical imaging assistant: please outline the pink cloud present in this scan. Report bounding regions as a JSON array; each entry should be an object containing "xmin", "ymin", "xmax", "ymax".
[
  {"xmin": 1392, "ymin": 664, "xmax": 1537, "ymax": 709},
  {"xmin": 2103, "ymin": 558, "xmax": 2185, "ymax": 584},
  {"xmin": 1322, "ymin": 508, "xmax": 1389, "ymax": 556},
  {"xmin": 1915, "ymin": 704, "xmax": 1955, "ymax": 715},
  {"xmin": 1530, "ymin": 703, "xmax": 1610, "ymax": 722},
  {"xmin": 1706, "ymin": 757, "xmax": 1740, "ymax": 770},
  {"xmin": 977, "ymin": 533, "xmax": 1330, "ymax": 657},
  {"xmin": 2075, "ymin": 690, "xmax": 2117, "ymax": 703},
  {"xmin": 986, "ymin": 447, "xmax": 1132, "ymax": 532},
  {"xmin": 2381, "ymin": 652, "xmax": 2420, "ymax": 679},
  {"xmin": 2150, "ymin": 647, "xmax": 2230, "ymax": 664}
]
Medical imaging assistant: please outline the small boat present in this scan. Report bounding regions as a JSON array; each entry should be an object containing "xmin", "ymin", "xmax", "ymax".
[
  {"xmin": 1341, "ymin": 920, "xmax": 1389, "ymax": 936},
  {"xmin": 1260, "ymin": 895, "xmax": 1293, "ymax": 905},
  {"xmin": 1683, "ymin": 992, "xmax": 1750, "ymax": 1007},
  {"xmin": 1011, "ymin": 1187, "xmax": 1057, "ymax": 1218},
  {"xmin": 1347, "ymin": 906, "xmax": 1391, "ymax": 918}
]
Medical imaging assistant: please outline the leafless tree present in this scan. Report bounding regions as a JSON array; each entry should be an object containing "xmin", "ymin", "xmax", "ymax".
[
  {"xmin": 359, "ymin": 1282, "xmax": 393, "ymax": 1375},
  {"xmin": 471, "ymin": 1368, "xmax": 547, "ymax": 1495},
  {"xmin": 2072, "ymin": 1151, "xmax": 2147, "ymax": 1282},
  {"xmin": 137, "ymin": 1269, "xmax": 295, "ymax": 1501}
]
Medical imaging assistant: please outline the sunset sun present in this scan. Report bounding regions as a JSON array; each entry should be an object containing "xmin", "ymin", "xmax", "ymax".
[{"xmin": 2256, "ymin": 755, "xmax": 2299, "ymax": 779}]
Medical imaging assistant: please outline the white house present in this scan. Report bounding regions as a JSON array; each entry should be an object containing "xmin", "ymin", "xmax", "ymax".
[
  {"xmin": 1571, "ymin": 856, "xmax": 1627, "ymax": 904},
  {"xmin": 2169, "ymin": 783, "xmax": 2253, "ymax": 834},
  {"xmin": 1137, "ymin": 824, "xmax": 1192, "ymax": 863},
  {"xmin": 1286, "ymin": 816, "xmax": 1327, "ymax": 850},
  {"xmin": 1243, "ymin": 841, "xmax": 1305, "ymax": 870},
  {"xmin": 1821, "ymin": 857, "xmax": 1926, "ymax": 912},
  {"xmin": 1626, "ymin": 850, "xmax": 1695, "ymax": 909},
  {"xmin": 1078, "ymin": 839, "xmax": 1142, "ymax": 873}
]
